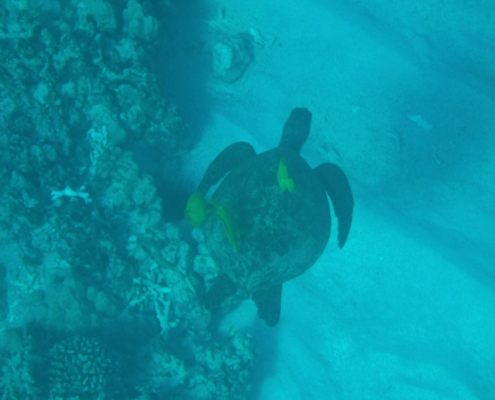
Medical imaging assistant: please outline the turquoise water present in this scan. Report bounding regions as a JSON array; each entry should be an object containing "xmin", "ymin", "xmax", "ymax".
[{"xmin": 0, "ymin": 0, "xmax": 494, "ymax": 399}]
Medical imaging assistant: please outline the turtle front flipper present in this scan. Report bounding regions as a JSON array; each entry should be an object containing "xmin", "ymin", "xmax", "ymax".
[
  {"xmin": 205, "ymin": 273, "xmax": 238, "ymax": 309},
  {"xmin": 314, "ymin": 163, "xmax": 354, "ymax": 248},
  {"xmin": 197, "ymin": 142, "xmax": 256, "ymax": 194},
  {"xmin": 252, "ymin": 284, "xmax": 282, "ymax": 327}
]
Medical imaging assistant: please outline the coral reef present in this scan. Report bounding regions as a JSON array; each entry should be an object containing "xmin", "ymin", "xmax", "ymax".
[
  {"xmin": 0, "ymin": 0, "xmax": 257, "ymax": 398},
  {"xmin": 0, "ymin": 334, "xmax": 38, "ymax": 400},
  {"xmin": 48, "ymin": 336, "xmax": 121, "ymax": 399},
  {"xmin": 125, "ymin": 224, "xmax": 256, "ymax": 398}
]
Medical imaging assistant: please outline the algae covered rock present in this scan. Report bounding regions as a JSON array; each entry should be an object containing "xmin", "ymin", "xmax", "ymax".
[{"xmin": 213, "ymin": 32, "xmax": 254, "ymax": 83}]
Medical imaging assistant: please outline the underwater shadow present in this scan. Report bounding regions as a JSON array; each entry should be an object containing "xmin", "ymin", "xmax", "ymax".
[
  {"xmin": 378, "ymin": 68, "xmax": 495, "ymax": 287},
  {"xmin": 155, "ymin": 1, "xmax": 213, "ymax": 141},
  {"xmin": 248, "ymin": 320, "xmax": 281, "ymax": 400}
]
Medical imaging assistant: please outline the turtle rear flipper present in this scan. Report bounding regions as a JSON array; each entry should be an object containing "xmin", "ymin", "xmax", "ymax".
[
  {"xmin": 315, "ymin": 163, "xmax": 354, "ymax": 248},
  {"xmin": 198, "ymin": 142, "xmax": 256, "ymax": 194},
  {"xmin": 252, "ymin": 284, "xmax": 282, "ymax": 327},
  {"xmin": 205, "ymin": 274, "xmax": 238, "ymax": 309}
]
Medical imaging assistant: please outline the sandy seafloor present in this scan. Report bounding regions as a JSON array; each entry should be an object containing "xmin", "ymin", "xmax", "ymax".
[
  {"xmin": 163, "ymin": 0, "xmax": 495, "ymax": 399},
  {"xmin": 0, "ymin": 0, "xmax": 493, "ymax": 398}
]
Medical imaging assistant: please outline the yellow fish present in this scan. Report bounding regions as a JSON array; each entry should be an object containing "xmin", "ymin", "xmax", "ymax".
[
  {"xmin": 185, "ymin": 192, "xmax": 209, "ymax": 228},
  {"xmin": 277, "ymin": 156, "xmax": 294, "ymax": 193},
  {"xmin": 210, "ymin": 199, "xmax": 238, "ymax": 250}
]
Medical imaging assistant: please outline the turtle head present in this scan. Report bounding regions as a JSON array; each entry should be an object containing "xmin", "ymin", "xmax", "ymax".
[{"xmin": 278, "ymin": 108, "xmax": 312, "ymax": 153}]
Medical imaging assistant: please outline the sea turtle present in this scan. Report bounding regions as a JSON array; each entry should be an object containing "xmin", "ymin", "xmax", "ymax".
[{"xmin": 186, "ymin": 108, "xmax": 354, "ymax": 326}]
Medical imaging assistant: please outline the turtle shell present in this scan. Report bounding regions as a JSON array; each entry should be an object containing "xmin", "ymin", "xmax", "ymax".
[{"xmin": 203, "ymin": 146, "xmax": 331, "ymax": 295}]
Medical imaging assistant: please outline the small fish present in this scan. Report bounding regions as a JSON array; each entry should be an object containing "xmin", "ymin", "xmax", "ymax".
[
  {"xmin": 407, "ymin": 114, "xmax": 433, "ymax": 132},
  {"xmin": 210, "ymin": 199, "xmax": 238, "ymax": 250},
  {"xmin": 277, "ymin": 156, "xmax": 294, "ymax": 193},
  {"xmin": 185, "ymin": 192, "xmax": 209, "ymax": 228}
]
